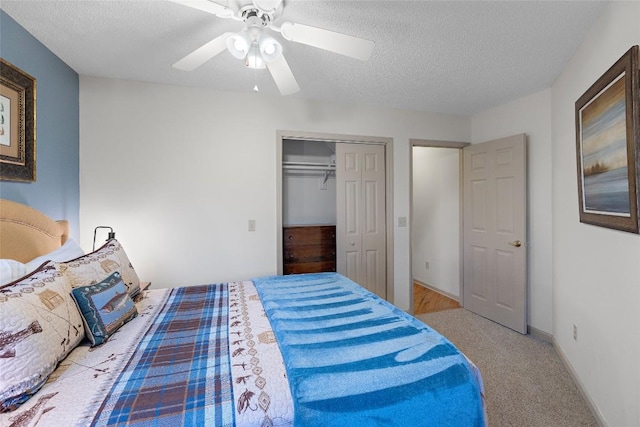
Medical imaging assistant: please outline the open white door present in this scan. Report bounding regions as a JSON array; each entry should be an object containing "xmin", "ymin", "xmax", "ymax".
[
  {"xmin": 336, "ymin": 143, "xmax": 387, "ymax": 299},
  {"xmin": 463, "ymin": 134, "xmax": 527, "ymax": 334}
]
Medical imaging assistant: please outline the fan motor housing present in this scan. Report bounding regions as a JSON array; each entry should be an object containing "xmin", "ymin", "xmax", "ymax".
[
  {"xmin": 230, "ymin": 0, "xmax": 283, "ymax": 22},
  {"xmin": 242, "ymin": 8, "xmax": 271, "ymax": 27}
]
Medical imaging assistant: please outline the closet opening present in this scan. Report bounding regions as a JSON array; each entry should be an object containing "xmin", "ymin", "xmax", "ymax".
[
  {"xmin": 276, "ymin": 131, "xmax": 395, "ymax": 303},
  {"xmin": 282, "ymin": 139, "xmax": 337, "ymax": 275}
]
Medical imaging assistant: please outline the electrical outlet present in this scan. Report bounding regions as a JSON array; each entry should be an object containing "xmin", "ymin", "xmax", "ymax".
[
  {"xmin": 425, "ymin": 261, "xmax": 430, "ymax": 269},
  {"xmin": 248, "ymin": 220, "xmax": 256, "ymax": 232},
  {"xmin": 573, "ymin": 324, "xmax": 578, "ymax": 341}
]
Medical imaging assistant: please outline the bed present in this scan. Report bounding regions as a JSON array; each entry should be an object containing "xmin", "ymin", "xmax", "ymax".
[{"xmin": 0, "ymin": 199, "xmax": 486, "ymax": 426}]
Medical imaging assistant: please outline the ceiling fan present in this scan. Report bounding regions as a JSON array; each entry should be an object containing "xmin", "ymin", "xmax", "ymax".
[{"xmin": 168, "ymin": 0, "xmax": 375, "ymax": 95}]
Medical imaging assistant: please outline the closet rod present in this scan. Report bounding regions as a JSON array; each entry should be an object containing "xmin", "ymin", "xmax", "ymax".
[
  {"xmin": 282, "ymin": 165, "xmax": 336, "ymax": 171},
  {"xmin": 282, "ymin": 161, "xmax": 335, "ymax": 167}
]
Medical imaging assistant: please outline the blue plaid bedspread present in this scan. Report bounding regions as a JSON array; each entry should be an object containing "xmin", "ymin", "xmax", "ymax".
[{"xmin": 90, "ymin": 284, "xmax": 234, "ymax": 427}]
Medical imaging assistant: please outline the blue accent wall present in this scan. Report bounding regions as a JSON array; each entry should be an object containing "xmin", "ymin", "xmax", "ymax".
[{"xmin": 0, "ymin": 10, "xmax": 79, "ymax": 239}]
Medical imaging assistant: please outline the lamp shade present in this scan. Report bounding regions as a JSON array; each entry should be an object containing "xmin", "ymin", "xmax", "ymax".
[
  {"xmin": 258, "ymin": 34, "xmax": 282, "ymax": 63},
  {"xmin": 226, "ymin": 31, "xmax": 252, "ymax": 59}
]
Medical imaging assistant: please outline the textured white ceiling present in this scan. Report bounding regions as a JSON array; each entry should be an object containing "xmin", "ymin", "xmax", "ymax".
[{"xmin": 1, "ymin": 0, "xmax": 607, "ymax": 115}]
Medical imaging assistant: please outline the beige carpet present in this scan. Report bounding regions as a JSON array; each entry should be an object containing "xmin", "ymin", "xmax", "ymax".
[{"xmin": 416, "ymin": 309, "xmax": 598, "ymax": 427}]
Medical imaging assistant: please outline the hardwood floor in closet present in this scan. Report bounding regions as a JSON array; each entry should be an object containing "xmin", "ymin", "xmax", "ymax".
[{"xmin": 413, "ymin": 283, "xmax": 461, "ymax": 315}]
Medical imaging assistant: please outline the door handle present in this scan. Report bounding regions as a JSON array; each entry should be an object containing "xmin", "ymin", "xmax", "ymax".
[
  {"xmin": 350, "ymin": 241, "xmax": 355, "ymax": 246},
  {"xmin": 507, "ymin": 240, "xmax": 522, "ymax": 248}
]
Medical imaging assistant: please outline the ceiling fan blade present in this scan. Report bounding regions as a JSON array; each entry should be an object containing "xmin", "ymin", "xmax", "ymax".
[
  {"xmin": 166, "ymin": 0, "xmax": 235, "ymax": 19},
  {"xmin": 173, "ymin": 33, "xmax": 230, "ymax": 71},
  {"xmin": 279, "ymin": 22, "xmax": 374, "ymax": 61},
  {"xmin": 267, "ymin": 54, "xmax": 300, "ymax": 96}
]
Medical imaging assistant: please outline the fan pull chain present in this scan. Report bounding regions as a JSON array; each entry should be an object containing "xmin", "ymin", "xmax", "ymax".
[{"xmin": 253, "ymin": 64, "xmax": 259, "ymax": 92}]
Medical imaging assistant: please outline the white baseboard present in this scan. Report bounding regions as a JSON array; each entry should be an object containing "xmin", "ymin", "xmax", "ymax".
[
  {"xmin": 527, "ymin": 325, "xmax": 552, "ymax": 343},
  {"xmin": 552, "ymin": 339, "xmax": 608, "ymax": 427}
]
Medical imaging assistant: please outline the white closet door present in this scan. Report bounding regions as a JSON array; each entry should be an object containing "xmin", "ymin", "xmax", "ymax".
[{"xmin": 336, "ymin": 143, "xmax": 387, "ymax": 299}]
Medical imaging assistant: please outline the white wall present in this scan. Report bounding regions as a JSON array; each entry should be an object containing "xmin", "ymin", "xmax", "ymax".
[
  {"xmin": 283, "ymin": 140, "xmax": 336, "ymax": 226},
  {"xmin": 79, "ymin": 76, "xmax": 470, "ymax": 311},
  {"xmin": 412, "ymin": 147, "xmax": 460, "ymax": 298},
  {"xmin": 550, "ymin": 2, "xmax": 640, "ymax": 425},
  {"xmin": 471, "ymin": 89, "xmax": 553, "ymax": 334}
]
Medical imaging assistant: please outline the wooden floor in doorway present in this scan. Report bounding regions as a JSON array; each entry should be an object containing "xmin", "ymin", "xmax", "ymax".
[{"xmin": 413, "ymin": 282, "xmax": 461, "ymax": 315}]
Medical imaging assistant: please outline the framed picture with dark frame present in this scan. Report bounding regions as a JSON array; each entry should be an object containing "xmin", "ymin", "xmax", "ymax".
[
  {"xmin": 0, "ymin": 58, "xmax": 36, "ymax": 182},
  {"xmin": 575, "ymin": 45, "xmax": 639, "ymax": 234}
]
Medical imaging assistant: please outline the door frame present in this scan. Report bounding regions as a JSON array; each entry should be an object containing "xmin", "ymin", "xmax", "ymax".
[
  {"xmin": 276, "ymin": 130, "xmax": 395, "ymax": 303},
  {"xmin": 409, "ymin": 139, "xmax": 470, "ymax": 314}
]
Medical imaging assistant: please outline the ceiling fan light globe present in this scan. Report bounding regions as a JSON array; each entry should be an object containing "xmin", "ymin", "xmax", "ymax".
[
  {"xmin": 226, "ymin": 32, "xmax": 251, "ymax": 59},
  {"xmin": 258, "ymin": 34, "xmax": 282, "ymax": 63}
]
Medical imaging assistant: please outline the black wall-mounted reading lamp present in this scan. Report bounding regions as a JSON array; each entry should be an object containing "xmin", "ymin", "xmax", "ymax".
[{"xmin": 93, "ymin": 226, "xmax": 116, "ymax": 251}]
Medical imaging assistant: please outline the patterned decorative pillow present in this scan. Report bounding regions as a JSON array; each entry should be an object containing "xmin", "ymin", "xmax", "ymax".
[
  {"xmin": 0, "ymin": 262, "xmax": 84, "ymax": 412},
  {"xmin": 59, "ymin": 239, "xmax": 141, "ymax": 298},
  {"xmin": 71, "ymin": 272, "xmax": 138, "ymax": 346}
]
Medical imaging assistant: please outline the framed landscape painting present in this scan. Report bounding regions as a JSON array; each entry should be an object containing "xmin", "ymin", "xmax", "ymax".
[
  {"xmin": 0, "ymin": 58, "xmax": 36, "ymax": 182},
  {"xmin": 575, "ymin": 45, "xmax": 639, "ymax": 234}
]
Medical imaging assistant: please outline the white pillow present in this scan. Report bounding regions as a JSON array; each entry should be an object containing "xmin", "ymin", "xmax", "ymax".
[
  {"xmin": 0, "ymin": 259, "xmax": 27, "ymax": 286},
  {"xmin": 25, "ymin": 238, "xmax": 85, "ymax": 274}
]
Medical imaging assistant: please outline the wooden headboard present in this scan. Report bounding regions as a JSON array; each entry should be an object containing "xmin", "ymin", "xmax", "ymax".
[{"xmin": 0, "ymin": 199, "xmax": 69, "ymax": 262}]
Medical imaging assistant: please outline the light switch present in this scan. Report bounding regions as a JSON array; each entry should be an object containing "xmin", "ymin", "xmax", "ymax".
[
  {"xmin": 248, "ymin": 220, "xmax": 256, "ymax": 232},
  {"xmin": 398, "ymin": 217, "xmax": 407, "ymax": 227}
]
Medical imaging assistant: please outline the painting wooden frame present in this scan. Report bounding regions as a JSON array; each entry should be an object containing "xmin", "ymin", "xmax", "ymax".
[
  {"xmin": 0, "ymin": 58, "xmax": 36, "ymax": 182},
  {"xmin": 575, "ymin": 45, "xmax": 639, "ymax": 234}
]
